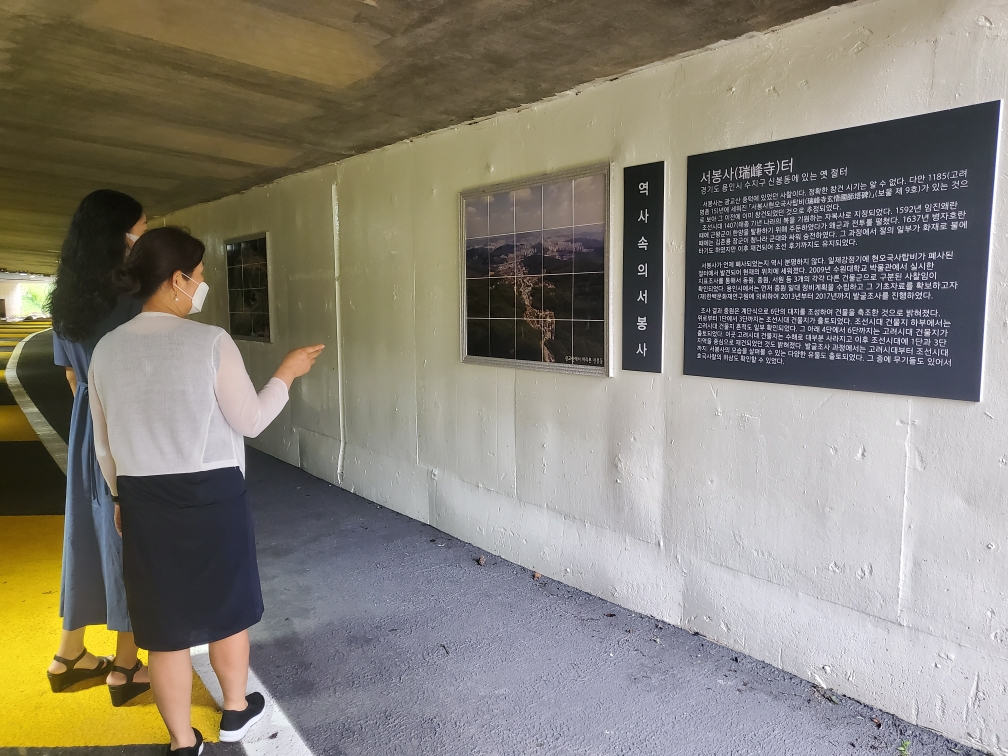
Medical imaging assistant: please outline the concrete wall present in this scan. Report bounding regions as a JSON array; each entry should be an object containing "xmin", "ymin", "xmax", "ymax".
[
  {"xmin": 165, "ymin": 171, "xmax": 344, "ymax": 482},
  {"xmin": 0, "ymin": 282, "xmax": 22, "ymax": 319},
  {"xmin": 166, "ymin": 0, "xmax": 1008, "ymax": 749}
]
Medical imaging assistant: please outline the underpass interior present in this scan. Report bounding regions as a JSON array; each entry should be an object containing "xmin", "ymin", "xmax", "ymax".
[
  {"xmin": 1, "ymin": 327, "xmax": 980, "ymax": 756},
  {"xmin": 4, "ymin": 0, "xmax": 1008, "ymax": 754}
]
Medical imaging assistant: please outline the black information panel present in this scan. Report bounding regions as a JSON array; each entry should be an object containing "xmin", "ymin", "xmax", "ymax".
[
  {"xmin": 623, "ymin": 162, "xmax": 665, "ymax": 372},
  {"xmin": 684, "ymin": 102, "xmax": 1001, "ymax": 401}
]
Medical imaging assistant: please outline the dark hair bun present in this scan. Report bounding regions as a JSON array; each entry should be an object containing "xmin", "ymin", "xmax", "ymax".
[{"xmin": 123, "ymin": 226, "xmax": 206, "ymax": 301}]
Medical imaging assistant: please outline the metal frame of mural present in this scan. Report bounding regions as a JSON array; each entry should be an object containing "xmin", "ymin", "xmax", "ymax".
[
  {"xmin": 459, "ymin": 163, "xmax": 611, "ymax": 376},
  {"xmin": 224, "ymin": 232, "xmax": 273, "ymax": 343}
]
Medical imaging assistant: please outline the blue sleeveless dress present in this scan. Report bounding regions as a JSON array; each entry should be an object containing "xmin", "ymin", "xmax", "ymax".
[{"xmin": 53, "ymin": 295, "xmax": 141, "ymax": 632}]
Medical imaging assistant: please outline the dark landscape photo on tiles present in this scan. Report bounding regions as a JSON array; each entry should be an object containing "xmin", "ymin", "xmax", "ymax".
[
  {"xmin": 490, "ymin": 318, "xmax": 516, "ymax": 360},
  {"xmin": 489, "ymin": 277, "xmax": 517, "ymax": 318},
  {"xmin": 573, "ymin": 320, "xmax": 605, "ymax": 366},
  {"xmin": 574, "ymin": 224, "xmax": 606, "ymax": 273},
  {"xmin": 226, "ymin": 234, "xmax": 271, "ymax": 342},
  {"xmin": 467, "ymin": 278, "xmax": 489, "ymax": 318},
  {"xmin": 542, "ymin": 227, "xmax": 574, "ymax": 274},
  {"xmin": 465, "ymin": 238, "xmax": 490, "ymax": 279},
  {"xmin": 461, "ymin": 168, "xmax": 609, "ymax": 373},
  {"xmin": 516, "ymin": 231, "xmax": 543, "ymax": 274},
  {"xmin": 517, "ymin": 276, "xmax": 544, "ymax": 322},
  {"xmin": 467, "ymin": 318, "xmax": 490, "ymax": 357},
  {"xmin": 515, "ymin": 185, "xmax": 543, "ymax": 232},
  {"xmin": 543, "ymin": 275, "xmax": 573, "ymax": 320},
  {"xmin": 488, "ymin": 234, "xmax": 516, "ymax": 276},
  {"xmin": 573, "ymin": 273, "xmax": 605, "ymax": 321}
]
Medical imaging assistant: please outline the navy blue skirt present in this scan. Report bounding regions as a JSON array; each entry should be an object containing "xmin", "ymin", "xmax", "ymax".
[{"xmin": 118, "ymin": 468, "xmax": 264, "ymax": 652}]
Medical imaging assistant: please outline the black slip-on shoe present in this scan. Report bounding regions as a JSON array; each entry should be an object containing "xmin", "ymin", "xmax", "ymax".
[
  {"xmin": 166, "ymin": 727, "xmax": 203, "ymax": 755},
  {"xmin": 219, "ymin": 691, "xmax": 266, "ymax": 742}
]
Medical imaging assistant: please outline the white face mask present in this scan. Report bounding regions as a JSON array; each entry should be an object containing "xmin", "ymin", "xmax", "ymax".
[{"xmin": 174, "ymin": 273, "xmax": 209, "ymax": 315}]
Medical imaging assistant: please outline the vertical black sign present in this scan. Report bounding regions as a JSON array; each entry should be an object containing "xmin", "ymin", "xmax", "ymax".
[
  {"xmin": 622, "ymin": 162, "xmax": 665, "ymax": 372},
  {"xmin": 684, "ymin": 102, "xmax": 1000, "ymax": 401}
]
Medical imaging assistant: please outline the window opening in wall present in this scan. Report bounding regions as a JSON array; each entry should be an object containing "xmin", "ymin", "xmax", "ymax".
[
  {"xmin": 225, "ymin": 234, "xmax": 271, "ymax": 342},
  {"xmin": 461, "ymin": 164, "xmax": 610, "ymax": 376},
  {"xmin": 0, "ymin": 273, "xmax": 54, "ymax": 320}
]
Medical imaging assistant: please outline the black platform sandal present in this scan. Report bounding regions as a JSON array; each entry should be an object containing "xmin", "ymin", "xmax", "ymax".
[
  {"xmin": 47, "ymin": 649, "xmax": 113, "ymax": 693},
  {"xmin": 109, "ymin": 659, "xmax": 151, "ymax": 707}
]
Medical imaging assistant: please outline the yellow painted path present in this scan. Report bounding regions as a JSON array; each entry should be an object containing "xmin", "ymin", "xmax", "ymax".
[
  {"xmin": 1, "ymin": 319, "xmax": 219, "ymax": 746},
  {"xmin": 1, "ymin": 513, "xmax": 222, "ymax": 746},
  {"xmin": 0, "ymin": 321, "xmax": 55, "ymax": 447},
  {"xmin": 0, "ymin": 404, "xmax": 39, "ymax": 441}
]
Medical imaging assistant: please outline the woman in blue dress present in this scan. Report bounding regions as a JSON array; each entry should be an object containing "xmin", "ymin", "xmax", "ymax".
[{"xmin": 45, "ymin": 189, "xmax": 151, "ymax": 706}]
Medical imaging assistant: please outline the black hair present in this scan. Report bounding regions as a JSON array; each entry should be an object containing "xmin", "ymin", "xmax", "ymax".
[
  {"xmin": 49, "ymin": 189, "xmax": 144, "ymax": 342},
  {"xmin": 120, "ymin": 226, "xmax": 205, "ymax": 300}
]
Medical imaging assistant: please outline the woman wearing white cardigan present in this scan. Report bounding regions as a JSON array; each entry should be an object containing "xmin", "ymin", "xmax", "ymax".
[{"xmin": 90, "ymin": 226, "xmax": 323, "ymax": 755}]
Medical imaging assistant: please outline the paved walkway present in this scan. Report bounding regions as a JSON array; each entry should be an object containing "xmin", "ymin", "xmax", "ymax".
[{"xmin": 240, "ymin": 449, "xmax": 980, "ymax": 756}]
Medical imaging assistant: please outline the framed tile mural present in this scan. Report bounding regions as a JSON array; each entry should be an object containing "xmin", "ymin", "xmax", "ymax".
[
  {"xmin": 225, "ymin": 233, "xmax": 272, "ymax": 342},
  {"xmin": 460, "ymin": 165, "xmax": 610, "ymax": 375}
]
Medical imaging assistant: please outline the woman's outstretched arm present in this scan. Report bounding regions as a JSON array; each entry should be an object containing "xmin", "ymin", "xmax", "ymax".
[
  {"xmin": 213, "ymin": 334, "xmax": 289, "ymax": 438},
  {"xmin": 214, "ymin": 333, "xmax": 324, "ymax": 437}
]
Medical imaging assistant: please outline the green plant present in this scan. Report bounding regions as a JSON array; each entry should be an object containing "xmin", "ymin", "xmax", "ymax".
[{"xmin": 21, "ymin": 283, "xmax": 53, "ymax": 315}]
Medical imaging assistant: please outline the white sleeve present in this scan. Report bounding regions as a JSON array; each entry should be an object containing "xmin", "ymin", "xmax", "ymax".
[
  {"xmin": 88, "ymin": 360, "xmax": 119, "ymax": 497},
  {"xmin": 213, "ymin": 333, "xmax": 289, "ymax": 438}
]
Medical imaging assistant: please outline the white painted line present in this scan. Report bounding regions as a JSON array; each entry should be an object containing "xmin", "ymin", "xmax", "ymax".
[
  {"xmin": 190, "ymin": 645, "xmax": 315, "ymax": 756},
  {"xmin": 7, "ymin": 328, "xmax": 69, "ymax": 473}
]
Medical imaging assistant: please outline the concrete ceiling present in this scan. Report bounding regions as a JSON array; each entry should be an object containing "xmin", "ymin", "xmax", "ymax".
[{"xmin": 1, "ymin": 0, "xmax": 850, "ymax": 274}]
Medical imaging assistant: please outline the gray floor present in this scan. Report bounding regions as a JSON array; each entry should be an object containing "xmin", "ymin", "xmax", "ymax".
[
  {"xmin": 243, "ymin": 449, "xmax": 981, "ymax": 756},
  {"xmin": 0, "ymin": 749, "xmax": 241, "ymax": 756}
]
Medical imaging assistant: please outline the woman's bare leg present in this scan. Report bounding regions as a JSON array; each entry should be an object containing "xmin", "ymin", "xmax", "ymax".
[
  {"xmin": 148, "ymin": 649, "xmax": 195, "ymax": 750},
  {"xmin": 208, "ymin": 630, "xmax": 249, "ymax": 711},
  {"xmin": 107, "ymin": 631, "xmax": 150, "ymax": 685},
  {"xmin": 48, "ymin": 628, "xmax": 102, "ymax": 674}
]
